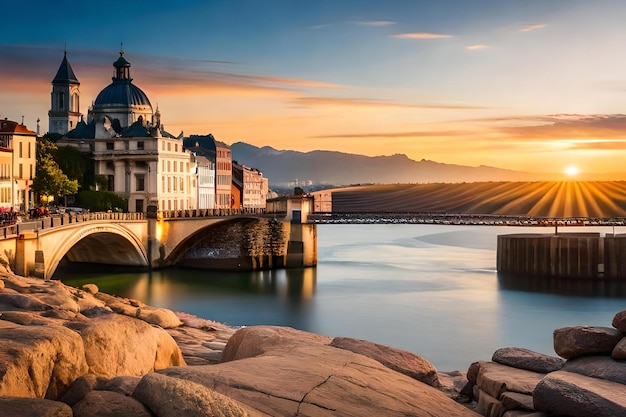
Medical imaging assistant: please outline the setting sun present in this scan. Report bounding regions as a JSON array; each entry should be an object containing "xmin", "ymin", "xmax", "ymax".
[{"xmin": 564, "ymin": 166, "xmax": 580, "ymax": 177}]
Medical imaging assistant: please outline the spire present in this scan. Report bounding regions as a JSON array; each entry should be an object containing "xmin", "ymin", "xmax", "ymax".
[
  {"xmin": 52, "ymin": 51, "xmax": 79, "ymax": 85},
  {"xmin": 112, "ymin": 45, "xmax": 132, "ymax": 82}
]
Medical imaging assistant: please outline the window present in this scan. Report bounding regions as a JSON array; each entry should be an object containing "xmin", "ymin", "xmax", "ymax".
[
  {"xmin": 167, "ymin": 143, "xmax": 171, "ymax": 151},
  {"xmin": 136, "ymin": 175, "xmax": 145, "ymax": 191},
  {"xmin": 28, "ymin": 143, "xmax": 31, "ymax": 158},
  {"xmin": 19, "ymin": 142, "xmax": 22, "ymax": 158},
  {"xmin": 135, "ymin": 199, "xmax": 144, "ymax": 213},
  {"xmin": 18, "ymin": 164, "xmax": 23, "ymax": 179},
  {"xmin": 59, "ymin": 92, "xmax": 65, "ymax": 110},
  {"xmin": 137, "ymin": 141, "xmax": 144, "ymax": 150},
  {"xmin": 107, "ymin": 175, "xmax": 114, "ymax": 191},
  {"xmin": 106, "ymin": 142, "xmax": 114, "ymax": 150}
]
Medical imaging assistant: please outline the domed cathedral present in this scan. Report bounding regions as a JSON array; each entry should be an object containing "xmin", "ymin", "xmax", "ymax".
[
  {"xmin": 54, "ymin": 49, "xmax": 197, "ymax": 213},
  {"xmin": 88, "ymin": 49, "xmax": 155, "ymax": 135},
  {"xmin": 48, "ymin": 52, "xmax": 81, "ymax": 136}
]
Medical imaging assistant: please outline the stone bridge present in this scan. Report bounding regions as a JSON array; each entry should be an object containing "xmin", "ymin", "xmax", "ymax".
[{"xmin": 0, "ymin": 197, "xmax": 316, "ymax": 279}]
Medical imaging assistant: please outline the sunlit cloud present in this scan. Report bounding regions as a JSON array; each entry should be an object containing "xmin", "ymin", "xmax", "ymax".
[
  {"xmin": 293, "ymin": 97, "xmax": 489, "ymax": 110},
  {"xmin": 520, "ymin": 23, "xmax": 547, "ymax": 32},
  {"xmin": 350, "ymin": 20, "xmax": 396, "ymax": 26},
  {"xmin": 310, "ymin": 130, "xmax": 470, "ymax": 139},
  {"xmin": 466, "ymin": 45, "xmax": 490, "ymax": 50},
  {"xmin": 495, "ymin": 114, "xmax": 626, "ymax": 140},
  {"xmin": 391, "ymin": 32, "xmax": 453, "ymax": 39}
]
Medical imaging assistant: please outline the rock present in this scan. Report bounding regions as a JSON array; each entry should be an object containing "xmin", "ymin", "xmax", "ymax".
[
  {"xmin": 492, "ymin": 347, "xmax": 564, "ymax": 373},
  {"xmin": 330, "ymin": 336, "xmax": 440, "ymax": 386},
  {"xmin": 66, "ymin": 313, "xmax": 185, "ymax": 378},
  {"xmin": 82, "ymin": 283, "xmax": 99, "ymax": 295},
  {"xmin": 553, "ymin": 326, "xmax": 622, "ymax": 359},
  {"xmin": 133, "ymin": 372, "xmax": 262, "ymax": 417},
  {"xmin": 501, "ymin": 391, "xmax": 535, "ymax": 410},
  {"xmin": 73, "ymin": 390, "xmax": 152, "ymax": 417},
  {"xmin": 0, "ymin": 279, "xmax": 4, "ymax": 289},
  {"xmin": 502, "ymin": 411, "xmax": 548, "ymax": 417},
  {"xmin": 0, "ymin": 310, "xmax": 54, "ymax": 326},
  {"xmin": 167, "ymin": 324, "xmax": 231, "ymax": 365},
  {"xmin": 58, "ymin": 374, "xmax": 98, "ymax": 406},
  {"xmin": 476, "ymin": 362, "xmax": 545, "ymax": 398},
  {"xmin": 0, "ymin": 292, "xmax": 52, "ymax": 311},
  {"xmin": 0, "ymin": 322, "xmax": 88, "ymax": 398},
  {"xmin": 94, "ymin": 293, "xmax": 139, "ymax": 317},
  {"xmin": 221, "ymin": 325, "xmax": 332, "ymax": 362},
  {"xmin": 136, "ymin": 306, "xmax": 182, "ymax": 328},
  {"xmin": 533, "ymin": 370, "xmax": 626, "ymax": 417},
  {"xmin": 0, "ymin": 396, "xmax": 73, "ymax": 417},
  {"xmin": 612, "ymin": 309, "xmax": 626, "ymax": 332},
  {"xmin": 611, "ymin": 337, "xmax": 626, "ymax": 359},
  {"xmin": 475, "ymin": 388, "xmax": 501, "ymax": 417},
  {"xmin": 95, "ymin": 376, "xmax": 141, "ymax": 397},
  {"xmin": 562, "ymin": 356, "xmax": 626, "ymax": 385},
  {"xmin": 163, "ymin": 325, "xmax": 479, "ymax": 417}
]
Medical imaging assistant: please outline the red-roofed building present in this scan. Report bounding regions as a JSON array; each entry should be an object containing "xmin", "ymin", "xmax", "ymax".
[{"xmin": 0, "ymin": 119, "xmax": 37, "ymax": 212}]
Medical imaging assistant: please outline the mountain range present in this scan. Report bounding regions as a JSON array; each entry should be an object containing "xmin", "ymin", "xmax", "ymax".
[{"xmin": 230, "ymin": 142, "xmax": 542, "ymax": 187}]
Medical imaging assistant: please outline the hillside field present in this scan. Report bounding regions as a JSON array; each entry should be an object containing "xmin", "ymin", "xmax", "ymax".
[{"xmin": 325, "ymin": 182, "xmax": 626, "ymax": 218}]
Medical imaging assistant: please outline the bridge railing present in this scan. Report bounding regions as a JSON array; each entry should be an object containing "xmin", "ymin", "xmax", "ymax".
[{"xmin": 159, "ymin": 207, "xmax": 267, "ymax": 219}]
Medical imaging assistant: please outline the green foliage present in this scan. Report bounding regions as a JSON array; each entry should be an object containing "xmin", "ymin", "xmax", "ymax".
[
  {"xmin": 77, "ymin": 190, "xmax": 127, "ymax": 212},
  {"xmin": 31, "ymin": 138, "xmax": 79, "ymax": 204},
  {"xmin": 53, "ymin": 146, "xmax": 88, "ymax": 184}
]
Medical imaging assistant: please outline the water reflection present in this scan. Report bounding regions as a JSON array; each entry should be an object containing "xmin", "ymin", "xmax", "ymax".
[{"xmin": 497, "ymin": 272, "xmax": 626, "ymax": 298}]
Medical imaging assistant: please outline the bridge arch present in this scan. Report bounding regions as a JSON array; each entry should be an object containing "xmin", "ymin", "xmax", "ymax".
[
  {"xmin": 165, "ymin": 217, "xmax": 286, "ymax": 270},
  {"xmin": 43, "ymin": 223, "xmax": 148, "ymax": 279}
]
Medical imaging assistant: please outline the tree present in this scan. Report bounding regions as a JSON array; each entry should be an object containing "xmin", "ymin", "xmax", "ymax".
[
  {"xmin": 53, "ymin": 145, "xmax": 88, "ymax": 185},
  {"xmin": 31, "ymin": 138, "xmax": 79, "ymax": 205}
]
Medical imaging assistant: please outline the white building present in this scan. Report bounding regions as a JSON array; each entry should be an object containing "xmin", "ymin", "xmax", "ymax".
[{"xmin": 54, "ymin": 50, "xmax": 197, "ymax": 212}]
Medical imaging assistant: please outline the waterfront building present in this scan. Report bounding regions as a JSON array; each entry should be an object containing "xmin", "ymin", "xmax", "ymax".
[
  {"xmin": 191, "ymin": 153, "xmax": 215, "ymax": 209},
  {"xmin": 55, "ymin": 50, "xmax": 196, "ymax": 212},
  {"xmin": 0, "ymin": 119, "xmax": 36, "ymax": 213},
  {"xmin": 48, "ymin": 52, "xmax": 81, "ymax": 136},
  {"xmin": 183, "ymin": 134, "xmax": 233, "ymax": 209},
  {"xmin": 233, "ymin": 162, "xmax": 267, "ymax": 209}
]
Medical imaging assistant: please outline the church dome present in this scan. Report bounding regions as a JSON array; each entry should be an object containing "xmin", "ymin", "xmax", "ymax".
[
  {"xmin": 93, "ymin": 51, "xmax": 152, "ymax": 109},
  {"xmin": 94, "ymin": 82, "xmax": 152, "ymax": 108}
]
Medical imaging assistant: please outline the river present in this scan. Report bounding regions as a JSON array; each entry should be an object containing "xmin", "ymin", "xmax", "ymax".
[{"xmin": 58, "ymin": 224, "xmax": 626, "ymax": 371}]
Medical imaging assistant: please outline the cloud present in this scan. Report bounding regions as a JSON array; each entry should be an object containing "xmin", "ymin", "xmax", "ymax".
[
  {"xmin": 520, "ymin": 23, "xmax": 547, "ymax": 32},
  {"xmin": 496, "ymin": 114, "xmax": 626, "ymax": 141},
  {"xmin": 466, "ymin": 45, "xmax": 490, "ymax": 50},
  {"xmin": 293, "ymin": 97, "xmax": 489, "ymax": 110},
  {"xmin": 0, "ymin": 44, "xmax": 344, "ymax": 100},
  {"xmin": 309, "ymin": 130, "xmax": 469, "ymax": 139},
  {"xmin": 391, "ymin": 32, "xmax": 453, "ymax": 40},
  {"xmin": 350, "ymin": 20, "xmax": 396, "ymax": 27}
]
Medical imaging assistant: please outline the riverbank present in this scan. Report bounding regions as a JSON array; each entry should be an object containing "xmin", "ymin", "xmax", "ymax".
[{"xmin": 2, "ymin": 270, "xmax": 626, "ymax": 416}]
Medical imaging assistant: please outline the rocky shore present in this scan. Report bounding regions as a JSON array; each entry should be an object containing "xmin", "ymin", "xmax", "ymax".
[{"xmin": 0, "ymin": 268, "xmax": 625, "ymax": 416}]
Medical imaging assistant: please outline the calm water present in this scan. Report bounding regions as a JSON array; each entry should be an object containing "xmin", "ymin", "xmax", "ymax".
[{"xmin": 59, "ymin": 224, "xmax": 626, "ymax": 371}]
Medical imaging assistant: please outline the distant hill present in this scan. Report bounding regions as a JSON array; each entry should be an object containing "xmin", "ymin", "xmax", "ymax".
[
  {"xmin": 230, "ymin": 142, "xmax": 540, "ymax": 187},
  {"xmin": 322, "ymin": 182, "xmax": 626, "ymax": 218}
]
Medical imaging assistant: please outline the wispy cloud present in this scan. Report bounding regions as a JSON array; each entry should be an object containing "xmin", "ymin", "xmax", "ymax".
[
  {"xmin": 310, "ymin": 24, "xmax": 331, "ymax": 29},
  {"xmin": 520, "ymin": 23, "xmax": 547, "ymax": 32},
  {"xmin": 391, "ymin": 32, "xmax": 453, "ymax": 40},
  {"xmin": 466, "ymin": 44, "xmax": 490, "ymax": 50},
  {"xmin": 496, "ymin": 114, "xmax": 626, "ymax": 141},
  {"xmin": 309, "ymin": 130, "xmax": 469, "ymax": 139},
  {"xmin": 292, "ymin": 97, "xmax": 489, "ymax": 110},
  {"xmin": 350, "ymin": 20, "xmax": 396, "ymax": 27}
]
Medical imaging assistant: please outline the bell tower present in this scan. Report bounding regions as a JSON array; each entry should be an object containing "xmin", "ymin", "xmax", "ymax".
[{"xmin": 48, "ymin": 51, "xmax": 81, "ymax": 135}]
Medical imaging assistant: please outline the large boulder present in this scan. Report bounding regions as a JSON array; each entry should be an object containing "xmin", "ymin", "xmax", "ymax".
[
  {"xmin": 330, "ymin": 336, "xmax": 440, "ymax": 386},
  {"xmin": 66, "ymin": 313, "xmax": 185, "ymax": 378},
  {"xmin": 133, "ymin": 372, "xmax": 263, "ymax": 417},
  {"xmin": 562, "ymin": 356, "xmax": 626, "ymax": 385},
  {"xmin": 0, "ymin": 321, "xmax": 88, "ymax": 398},
  {"xmin": 612, "ymin": 309, "xmax": 626, "ymax": 332},
  {"xmin": 163, "ymin": 325, "xmax": 480, "ymax": 417},
  {"xmin": 533, "ymin": 370, "xmax": 626, "ymax": 416},
  {"xmin": 475, "ymin": 361, "xmax": 545, "ymax": 399},
  {"xmin": 492, "ymin": 347, "xmax": 564, "ymax": 373},
  {"xmin": 553, "ymin": 326, "xmax": 622, "ymax": 359},
  {"xmin": 72, "ymin": 390, "xmax": 153, "ymax": 417},
  {"xmin": 0, "ymin": 396, "xmax": 73, "ymax": 417}
]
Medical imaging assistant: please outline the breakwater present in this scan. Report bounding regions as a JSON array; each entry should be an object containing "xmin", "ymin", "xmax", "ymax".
[{"xmin": 497, "ymin": 232, "xmax": 626, "ymax": 279}]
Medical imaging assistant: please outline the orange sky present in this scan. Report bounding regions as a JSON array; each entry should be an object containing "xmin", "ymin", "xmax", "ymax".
[{"xmin": 3, "ymin": 1, "xmax": 626, "ymax": 180}]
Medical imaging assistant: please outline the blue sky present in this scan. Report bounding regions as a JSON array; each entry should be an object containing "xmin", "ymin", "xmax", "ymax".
[{"xmin": 3, "ymin": 0, "xmax": 626, "ymax": 178}]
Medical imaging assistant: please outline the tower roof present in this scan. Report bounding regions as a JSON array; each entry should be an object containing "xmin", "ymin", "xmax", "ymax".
[
  {"xmin": 52, "ymin": 52, "xmax": 80, "ymax": 85},
  {"xmin": 93, "ymin": 51, "xmax": 152, "ymax": 108}
]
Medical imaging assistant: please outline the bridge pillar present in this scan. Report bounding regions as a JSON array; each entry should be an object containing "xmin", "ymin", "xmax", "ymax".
[{"xmin": 15, "ymin": 232, "xmax": 40, "ymax": 279}]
